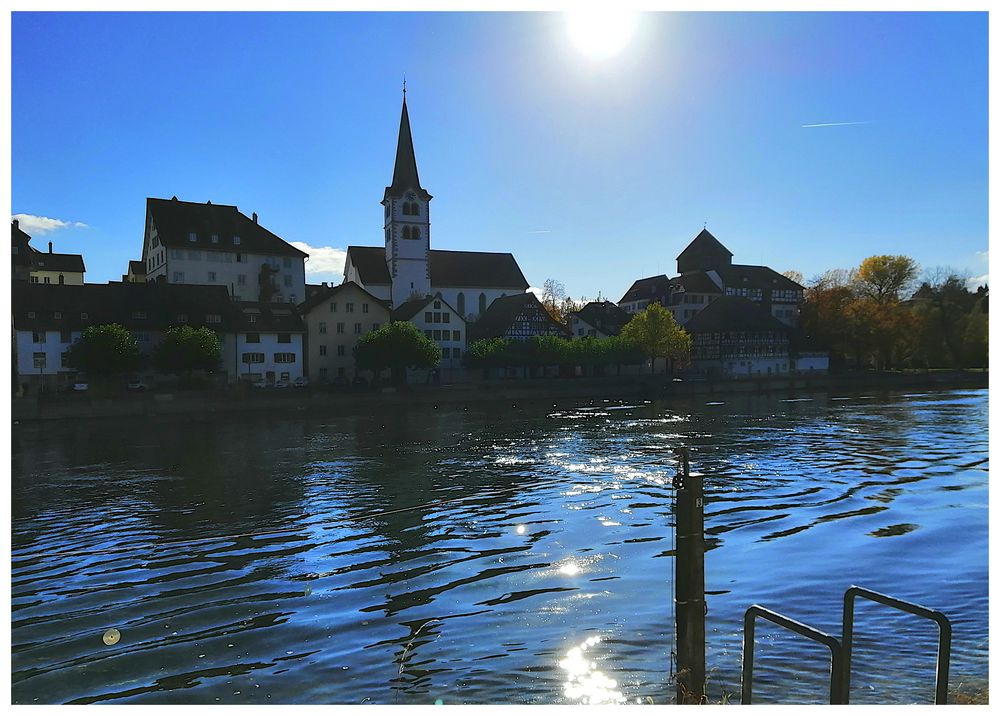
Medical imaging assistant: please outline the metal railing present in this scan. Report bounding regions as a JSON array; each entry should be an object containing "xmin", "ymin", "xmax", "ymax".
[{"xmin": 842, "ymin": 585, "xmax": 952, "ymax": 705}]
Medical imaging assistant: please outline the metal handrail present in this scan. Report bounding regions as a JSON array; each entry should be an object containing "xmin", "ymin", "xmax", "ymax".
[
  {"xmin": 741, "ymin": 605, "xmax": 846, "ymax": 704},
  {"xmin": 842, "ymin": 585, "xmax": 952, "ymax": 704}
]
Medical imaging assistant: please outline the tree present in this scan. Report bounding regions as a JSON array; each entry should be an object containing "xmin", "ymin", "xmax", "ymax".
[
  {"xmin": 153, "ymin": 326, "xmax": 222, "ymax": 376},
  {"xmin": 782, "ymin": 270, "xmax": 805, "ymax": 286},
  {"xmin": 855, "ymin": 255, "xmax": 919, "ymax": 303},
  {"xmin": 618, "ymin": 303, "xmax": 691, "ymax": 373},
  {"xmin": 354, "ymin": 321, "xmax": 441, "ymax": 384},
  {"xmin": 64, "ymin": 323, "xmax": 142, "ymax": 379},
  {"xmin": 540, "ymin": 279, "xmax": 568, "ymax": 323}
]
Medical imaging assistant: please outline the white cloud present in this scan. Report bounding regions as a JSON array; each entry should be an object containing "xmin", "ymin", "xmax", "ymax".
[
  {"xmin": 527, "ymin": 286, "xmax": 544, "ymax": 297},
  {"xmin": 290, "ymin": 241, "xmax": 348, "ymax": 283},
  {"xmin": 12, "ymin": 213, "xmax": 87, "ymax": 235},
  {"xmin": 528, "ymin": 229, "xmax": 552, "ymax": 234},
  {"xmin": 967, "ymin": 274, "xmax": 989, "ymax": 288},
  {"xmin": 800, "ymin": 121, "xmax": 871, "ymax": 128}
]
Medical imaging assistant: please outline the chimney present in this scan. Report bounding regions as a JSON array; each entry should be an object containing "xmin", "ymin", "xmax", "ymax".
[
  {"xmin": 252, "ymin": 212, "xmax": 258, "ymax": 224},
  {"xmin": 12, "ymin": 219, "xmax": 18, "ymax": 229},
  {"xmin": 48, "ymin": 241, "xmax": 53, "ymax": 254}
]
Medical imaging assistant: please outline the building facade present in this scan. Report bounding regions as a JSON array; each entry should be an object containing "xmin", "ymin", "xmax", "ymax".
[
  {"xmin": 684, "ymin": 296, "xmax": 793, "ymax": 377},
  {"xmin": 469, "ymin": 292, "xmax": 572, "ymax": 342},
  {"xmin": 298, "ymin": 281, "xmax": 391, "ymax": 382},
  {"xmin": 12, "ymin": 220, "xmax": 86, "ymax": 285},
  {"xmin": 569, "ymin": 301, "xmax": 632, "ymax": 338},
  {"xmin": 393, "ymin": 294, "xmax": 467, "ymax": 369},
  {"xmin": 140, "ymin": 197, "xmax": 308, "ymax": 304}
]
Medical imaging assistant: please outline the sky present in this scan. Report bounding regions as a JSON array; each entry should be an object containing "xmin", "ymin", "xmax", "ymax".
[{"xmin": 11, "ymin": 11, "xmax": 989, "ymax": 299}]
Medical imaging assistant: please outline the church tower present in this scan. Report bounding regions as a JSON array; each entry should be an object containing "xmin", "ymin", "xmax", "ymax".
[{"xmin": 383, "ymin": 91, "xmax": 432, "ymax": 307}]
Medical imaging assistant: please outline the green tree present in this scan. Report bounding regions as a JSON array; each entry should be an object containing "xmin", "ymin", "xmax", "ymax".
[
  {"xmin": 855, "ymin": 255, "xmax": 919, "ymax": 303},
  {"xmin": 64, "ymin": 323, "xmax": 142, "ymax": 379},
  {"xmin": 354, "ymin": 321, "xmax": 441, "ymax": 384},
  {"xmin": 153, "ymin": 326, "xmax": 223, "ymax": 376},
  {"xmin": 618, "ymin": 303, "xmax": 691, "ymax": 373}
]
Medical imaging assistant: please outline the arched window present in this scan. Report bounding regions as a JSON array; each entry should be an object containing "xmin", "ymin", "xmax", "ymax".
[
  {"xmin": 479, "ymin": 293, "xmax": 487, "ymax": 314},
  {"xmin": 457, "ymin": 292, "xmax": 465, "ymax": 315},
  {"xmin": 58, "ymin": 274, "xmax": 65, "ymax": 285},
  {"xmin": 412, "ymin": 227, "xmax": 421, "ymax": 240},
  {"xmin": 402, "ymin": 203, "xmax": 411, "ymax": 216},
  {"xmin": 402, "ymin": 226, "xmax": 411, "ymax": 240},
  {"xmin": 410, "ymin": 203, "xmax": 420, "ymax": 216}
]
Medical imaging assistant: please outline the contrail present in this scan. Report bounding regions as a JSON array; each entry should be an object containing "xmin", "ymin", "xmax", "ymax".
[{"xmin": 801, "ymin": 121, "xmax": 871, "ymax": 128}]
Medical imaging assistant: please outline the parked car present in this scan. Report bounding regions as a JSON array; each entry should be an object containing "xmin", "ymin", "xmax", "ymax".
[
  {"xmin": 250, "ymin": 378, "xmax": 268, "ymax": 389},
  {"xmin": 126, "ymin": 378, "xmax": 148, "ymax": 392},
  {"xmin": 274, "ymin": 380, "xmax": 291, "ymax": 389},
  {"xmin": 72, "ymin": 382, "xmax": 89, "ymax": 392},
  {"xmin": 293, "ymin": 377, "xmax": 308, "ymax": 388}
]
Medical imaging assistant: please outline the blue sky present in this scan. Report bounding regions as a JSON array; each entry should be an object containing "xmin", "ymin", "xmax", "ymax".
[{"xmin": 11, "ymin": 11, "xmax": 988, "ymax": 298}]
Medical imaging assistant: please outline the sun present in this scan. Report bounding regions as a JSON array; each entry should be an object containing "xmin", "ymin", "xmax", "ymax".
[{"xmin": 565, "ymin": 10, "xmax": 639, "ymax": 60}]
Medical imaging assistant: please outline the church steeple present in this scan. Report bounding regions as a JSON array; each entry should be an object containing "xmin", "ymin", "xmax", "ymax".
[{"xmin": 384, "ymin": 94, "xmax": 431, "ymax": 201}]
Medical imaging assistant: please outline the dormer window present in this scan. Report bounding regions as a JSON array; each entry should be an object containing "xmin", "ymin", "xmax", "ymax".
[
  {"xmin": 211, "ymin": 234, "xmax": 219, "ymax": 244},
  {"xmin": 189, "ymin": 232, "xmax": 197, "ymax": 242},
  {"xmin": 233, "ymin": 236, "xmax": 241, "ymax": 246}
]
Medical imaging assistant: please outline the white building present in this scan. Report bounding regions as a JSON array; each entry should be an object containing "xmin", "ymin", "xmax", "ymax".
[
  {"xmin": 392, "ymin": 294, "xmax": 467, "ymax": 369},
  {"xmin": 140, "ymin": 197, "xmax": 308, "ymax": 304},
  {"xmin": 230, "ymin": 302, "xmax": 306, "ymax": 385},
  {"xmin": 343, "ymin": 93, "xmax": 530, "ymax": 319},
  {"xmin": 12, "ymin": 220, "xmax": 86, "ymax": 285}
]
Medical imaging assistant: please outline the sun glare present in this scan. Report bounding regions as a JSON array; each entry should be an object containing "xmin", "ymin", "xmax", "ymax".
[{"xmin": 565, "ymin": 10, "xmax": 639, "ymax": 60}]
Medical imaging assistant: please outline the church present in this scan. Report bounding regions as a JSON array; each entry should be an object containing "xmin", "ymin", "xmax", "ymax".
[{"xmin": 343, "ymin": 93, "xmax": 530, "ymax": 321}]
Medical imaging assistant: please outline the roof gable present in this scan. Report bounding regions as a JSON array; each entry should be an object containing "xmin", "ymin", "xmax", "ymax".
[
  {"xmin": 676, "ymin": 229, "xmax": 733, "ymax": 261},
  {"xmin": 573, "ymin": 301, "xmax": 633, "ymax": 336},
  {"xmin": 298, "ymin": 279, "xmax": 391, "ymax": 314},
  {"xmin": 470, "ymin": 292, "xmax": 570, "ymax": 341}
]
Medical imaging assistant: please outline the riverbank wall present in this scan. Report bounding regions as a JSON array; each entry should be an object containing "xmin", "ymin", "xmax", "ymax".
[{"xmin": 10, "ymin": 370, "xmax": 987, "ymax": 423}]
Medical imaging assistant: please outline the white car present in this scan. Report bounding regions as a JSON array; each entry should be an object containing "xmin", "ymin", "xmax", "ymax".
[
  {"xmin": 273, "ymin": 380, "xmax": 291, "ymax": 389},
  {"xmin": 293, "ymin": 377, "xmax": 308, "ymax": 388},
  {"xmin": 72, "ymin": 382, "xmax": 89, "ymax": 392}
]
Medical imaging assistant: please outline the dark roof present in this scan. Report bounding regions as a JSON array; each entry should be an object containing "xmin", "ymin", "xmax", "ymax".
[
  {"xmin": 619, "ymin": 274, "xmax": 671, "ymax": 304},
  {"xmin": 391, "ymin": 294, "xmax": 464, "ymax": 322},
  {"xmin": 11, "ymin": 222, "xmax": 33, "ymax": 268},
  {"xmin": 233, "ymin": 302, "xmax": 305, "ymax": 332},
  {"xmin": 28, "ymin": 248, "xmax": 86, "ymax": 274},
  {"xmin": 146, "ymin": 197, "xmax": 307, "ymax": 258},
  {"xmin": 676, "ymin": 229, "xmax": 732, "ymax": 262},
  {"xmin": 128, "ymin": 260, "xmax": 146, "ymax": 276},
  {"xmin": 469, "ymin": 292, "xmax": 571, "ymax": 341},
  {"xmin": 12, "ymin": 281, "xmax": 239, "ymax": 333},
  {"xmin": 573, "ymin": 301, "xmax": 633, "ymax": 336},
  {"xmin": 671, "ymin": 272, "xmax": 722, "ymax": 294},
  {"xmin": 298, "ymin": 280, "xmax": 391, "ymax": 314},
  {"xmin": 717, "ymin": 264, "xmax": 805, "ymax": 291},
  {"xmin": 345, "ymin": 245, "xmax": 529, "ymax": 291},
  {"xmin": 304, "ymin": 284, "xmax": 326, "ymax": 302},
  {"xmin": 683, "ymin": 296, "xmax": 790, "ymax": 334},
  {"xmin": 383, "ymin": 97, "xmax": 431, "ymax": 202}
]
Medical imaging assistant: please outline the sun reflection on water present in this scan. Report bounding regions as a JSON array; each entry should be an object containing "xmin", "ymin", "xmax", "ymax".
[{"xmin": 559, "ymin": 635, "xmax": 626, "ymax": 705}]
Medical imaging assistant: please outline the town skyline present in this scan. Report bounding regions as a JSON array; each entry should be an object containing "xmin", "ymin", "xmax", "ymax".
[{"xmin": 12, "ymin": 11, "xmax": 988, "ymax": 298}]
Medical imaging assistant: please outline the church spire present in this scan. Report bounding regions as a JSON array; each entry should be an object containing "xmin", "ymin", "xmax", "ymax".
[{"xmin": 385, "ymin": 92, "xmax": 428, "ymax": 199}]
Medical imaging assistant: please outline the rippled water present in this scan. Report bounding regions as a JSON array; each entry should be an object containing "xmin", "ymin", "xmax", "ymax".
[{"xmin": 11, "ymin": 388, "xmax": 988, "ymax": 704}]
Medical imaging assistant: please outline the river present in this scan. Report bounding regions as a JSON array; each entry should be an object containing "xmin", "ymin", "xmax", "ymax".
[{"xmin": 10, "ymin": 387, "xmax": 988, "ymax": 704}]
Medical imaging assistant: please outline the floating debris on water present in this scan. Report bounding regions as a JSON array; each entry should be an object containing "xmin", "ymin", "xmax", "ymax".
[{"xmin": 102, "ymin": 629, "xmax": 120, "ymax": 646}]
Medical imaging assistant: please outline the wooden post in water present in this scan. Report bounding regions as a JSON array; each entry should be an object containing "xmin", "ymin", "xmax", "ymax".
[{"xmin": 674, "ymin": 447, "xmax": 706, "ymax": 704}]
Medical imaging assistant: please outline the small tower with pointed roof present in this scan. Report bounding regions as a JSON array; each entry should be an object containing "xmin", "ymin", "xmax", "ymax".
[
  {"xmin": 676, "ymin": 228, "xmax": 733, "ymax": 274},
  {"xmin": 382, "ymin": 89, "xmax": 433, "ymax": 307}
]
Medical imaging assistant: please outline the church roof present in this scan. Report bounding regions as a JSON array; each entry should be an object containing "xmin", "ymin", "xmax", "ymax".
[
  {"xmin": 683, "ymin": 296, "xmax": 789, "ymax": 334},
  {"xmin": 676, "ymin": 228, "xmax": 733, "ymax": 262},
  {"xmin": 146, "ymin": 197, "xmax": 307, "ymax": 258},
  {"xmin": 345, "ymin": 245, "xmax": 529, "ymax": 291},
  {"xmin": 383, "ymin": 96, "xmax": 431, "ymax": 202}
]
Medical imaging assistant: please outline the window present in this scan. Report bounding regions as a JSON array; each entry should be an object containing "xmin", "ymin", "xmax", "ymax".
[
  {"xmin": 132, "ymin": 311, "xmax": 147, "ymax": 319},
  {"xmin": 189, "ymin": 232, "xmax": 197, "ymax": 242},
  {"xmin": 274, "ymin": 353, "xmax": 295, "ymax": 363},
  {"xmin": 43, "ymin": 277, "xmax": 50, "ymax": 284},
  {"xmin": 457, "ymin": 293, "xmax": 465, "ymax": 315},
  {"xmin": 433, "ymin": 300, "xmax": 441, "ymax": 309},
  {"xmin": 402, "ymin": 226, "xmax": 411, "ymax": 240},
  {"xmin": 425, "ymin": 312, "xmax": 433, "ymax": 323},
  {"xmin": 336, "ymin": 345, "xmax": 345, "ymax": 356},
  {"xmin": 453, "ymin": 330, "xmax": 461, "ymax": 341},
  {"xmin": 433, "ymin": 312, "xmax": 441, "ymax": 323},
  {"xmin": 346, "ymin": 302, "xmax": 354, "ymax": 313},
  {"xmin": 61, "ymin": 330, "xmax": 72, "ymax": 344},
  {"xmin": 433, "ymin": 329, "xmax": 441, "ymax": 340},
  {"xmin": 233, "ymin": 236, "xmax": 241, "ymax": 245},
  {"xmin": 33, "ymin": 352, "xmax": 46, "ymax": 369},
  {"xmin": 319, "ymin": 367, "xmax": 328, "ymax": 378},
  {"xmin": 453, "ymin": 347, "xmax": 461, "ymax": 360},
  {"xmin": 372, "ymin": 322, "xmax": 381, "ymax": 331},
  {"xmin": 319, "ymin": 345, "xmax": 327, "ymax": 356},
  {"xmin": 58, "ymin": 275, "xmax": 64, "ymax": 285},
  {"xmin": 27, "ymin": 311, "xmax": 35, "ymax": 319},
  {"xmin": 29, "ymin": 276, "xmax": 39, "ymax": 284},
  {"xmin": 277, "ymin": 333, "xmax": 291, "ymax": 344},
  {"xmin": 81, "ymin": 312, "xmax": 88, "ymax": 320},
  {"xmin": 336, "ymin": 322, "xmax": 344, "ymax": 334},
  {"xmin": 206, "ymin": 314, "xmax": 222, "ymax": 324},
  {"xmin": 362, "ymin": 303, "xmax": 369, "ymax": 313},
  {"xmin": 443, "ymin": 313, "xmax": 450, "ymax": 324},
  {"xmin": 236, "ymin": 253, "xmax": 244, "ymax": 263},
  {"xmin": 54, "ymin": 311, "xmax": 63, "ymax": 319},
  {"xmin": 60, "ymin": 351, "xmax": 70, "ymax": 368},
  {"xmin": 242, "ymin": 352, "xmax": 264, "ymax": 364},
  {"xmin": 319, "ymin": 322, "xmax": 327, "ymax": 334},
  {"xmin": 248, "ymin": 314, "xmax": 258, "ymax": 324},
  {"xmin": 283, "ymin": 275, "xmax": 292, "ymax": 287},
  {"xmin": 208, "ymin": 272, "xmax": 217, "ymax": 282},
  {"xmin": 173, "ymin": 272, "xmax": 185, "ymax": 282},
  {"xmin": 479, "ymin": 293, "xmax": 487, "ymax": 314},
  {"xmin": 32, "ymin": 331, "xmax": 45, "ymax": 343},
  {"xmin": 238, "ymin": 274, "xmax": 247, "ymax": 285},
  {"xmin": 442, "ymin": 347, "xmax": 451, "ymax": 359},
  {"xmin": 176, "ymin": 313, "xmax": 188, "ymax": 323},
  {"xmin": 424, "ymin": 330, "xmax": 432, "ymax": 338},
  {"xmin": 337, "ymin": 366, "xmax": 346, "ymax": 377},
  {"xmin": 413, "ymin": 227, "xmax": 421, "ymax": 240},
  {"xmin": 330, "ymin": 302, "xmax": 337, "ymax": 312},
  {"xmin": 246, "ymin": 332, "xmax": 260, "ymax": 343},
  {"xmin": 354, "ymin": 322, "xmax": 362, "ymax": 334},
  {"xmin": 211, "ymin": 234, "xmax": 219, "ymax": 244}
]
